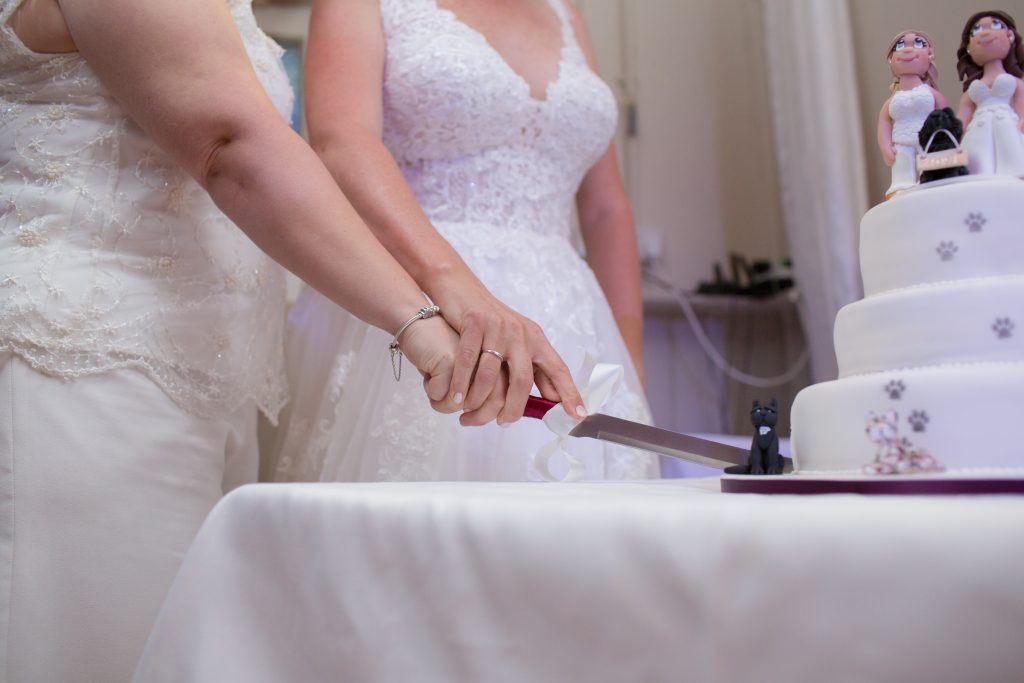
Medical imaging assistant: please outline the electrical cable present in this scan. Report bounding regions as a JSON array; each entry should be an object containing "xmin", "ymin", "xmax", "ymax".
[{"xmin": 643, "ymin": 266, "xmax": 810, "ymax": 389}]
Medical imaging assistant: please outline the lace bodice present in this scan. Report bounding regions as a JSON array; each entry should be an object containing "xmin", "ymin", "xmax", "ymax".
[
  {"xmin": 969, "ymin": 72, "xmax": 1018, "ymax": 106},
  {"xmin": 889, "ymin": 84, "xmax": 934, "ymax": 146},
  {"xmin": 968, "ymin": 73, "xmax": 1020, "ymax": 115},
  {"xmin": 0, "ymin": 0, "xmax": 293, "ymax": 420},
  {"xmin": 380, "ymin": 0, "xmax": 617, "ymax": 240}
]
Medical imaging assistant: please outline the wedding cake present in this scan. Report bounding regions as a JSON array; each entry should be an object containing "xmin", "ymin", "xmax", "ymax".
[{"xmin": 790, "ymin": 175, "xmax": 1024, "ymax": 476}]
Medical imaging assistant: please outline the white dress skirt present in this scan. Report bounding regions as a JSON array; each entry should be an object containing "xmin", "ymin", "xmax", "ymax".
[
  {"xmin": 0, "ymin": 354, "xmax": 258, "ymax": 682},
  {"xmin": 264, "ymin": 0, "xmax": 659, "ymax": 483}
]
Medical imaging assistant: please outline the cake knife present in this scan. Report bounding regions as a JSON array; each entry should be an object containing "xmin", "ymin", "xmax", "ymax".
[{"xmin": 524, "ymin": 395, "xmax": 793, "ymax": 473}]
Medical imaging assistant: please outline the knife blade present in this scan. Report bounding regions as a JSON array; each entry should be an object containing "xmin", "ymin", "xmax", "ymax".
[{"xmin": 524, "ymin": 395, "xmax": 793, "ymax": 473}]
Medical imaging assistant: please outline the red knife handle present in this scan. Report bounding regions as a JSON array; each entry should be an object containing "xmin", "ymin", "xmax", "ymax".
[{"xmin": 524, "ymin": 395, "xmax": 558, "ymax": 419}]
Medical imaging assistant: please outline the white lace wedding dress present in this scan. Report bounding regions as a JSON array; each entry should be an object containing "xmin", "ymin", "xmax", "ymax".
[{"xmin": 268, "ymin": 0, "xmax": 659, "ymax": 482}]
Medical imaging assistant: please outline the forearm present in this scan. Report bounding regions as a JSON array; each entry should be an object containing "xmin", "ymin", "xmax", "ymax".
[
  {"xmin": 958, "ymin": 93, "xmax": 976, "ymax": 127},
  {"xmin": 203, "ymin": 121, "xmax": 428, "ymax": 333},
  {"xmin": 877, "ymin": 107, "xmax": 894, "ymax": 157},
  {"xmin": 581, "ymin": 205, "xmax": 645, "ymax": 378},
  {"xmin": 307, "ymin": 123, "xmax": 584, "ymax": 419},
  {"xmin": 1013, "ymin": 83, "xmax": 1024, "ymax": 123},
  {"xmin": 312, "ymin": 126, "xmax": 476, "ymax": 295}
]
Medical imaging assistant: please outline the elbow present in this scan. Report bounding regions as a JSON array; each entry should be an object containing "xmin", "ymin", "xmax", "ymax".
[
  {"xmin": 192, "ymin": 117, "xmax": 274, "ymax": 191},
  {"xmin": 197, "ymin": 133, "xmax": 237, "ymax": 189}
]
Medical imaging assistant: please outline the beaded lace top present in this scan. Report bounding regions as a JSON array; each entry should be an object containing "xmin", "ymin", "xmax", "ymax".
[
  {"xmin": 0, "ymin": 0, "xmax": 293, "ymax": 421},
  {"xmin": 380, "ymin": 0, "xmax": 617, "ymax": 241}
]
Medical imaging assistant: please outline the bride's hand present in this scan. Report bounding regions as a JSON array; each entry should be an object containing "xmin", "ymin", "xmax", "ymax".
[
  {"xmin": 402, "ymin": 315, "xmax": 513, "ymax": 425},
  {"xmin": 430, "ymin": 275, "xmax": 586, "ymax": 426},
  {"xmin": 397, "ymin": 316, "xmax": 464, "ymax": 414}
]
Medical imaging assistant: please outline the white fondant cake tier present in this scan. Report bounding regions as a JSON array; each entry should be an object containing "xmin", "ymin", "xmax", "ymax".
[
  {"xmin": 834, "ymin": 275, "xmax": 1024, "ymax": 376},
  {"xmin": 791, "ymin": 362, "xmax": 1024, "ymax": 475},
  {"xmin": 861, "ymin": 176, "xmax": 1024, "ymax": 296}
]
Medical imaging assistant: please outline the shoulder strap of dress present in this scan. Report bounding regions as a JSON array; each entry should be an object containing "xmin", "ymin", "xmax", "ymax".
[
  {"xmin": 546, "ymin": 0, "xmax": 583, "ymax": 59},
  {"xmin": 0, "ymin": 0, "xmax": 29, "ymax": 25}
]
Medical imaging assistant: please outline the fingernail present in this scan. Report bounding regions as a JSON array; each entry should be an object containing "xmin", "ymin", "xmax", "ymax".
[
  {"xmin": 576, "ymin": 404, "xmax": 587, "ymax": 417},
  {"xmin": 498, "ymin": 421, "xmax": 511, "ymax": 429},
  {"xmin": 453, "ymin": 393, "xmax": 464, "ymax": 404}
]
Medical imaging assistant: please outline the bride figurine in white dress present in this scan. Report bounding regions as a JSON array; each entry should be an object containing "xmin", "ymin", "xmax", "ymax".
[
  {"xmin": 266, "ymin": 0, "xmax": 659, "ymax": 482},
  {"xmin": 957, "ymin": 11, "xmax": 1024, "ymax": 177},
  {"xmin": 877, "ymin": 30, "xmax": 946, "ymax": 197}
]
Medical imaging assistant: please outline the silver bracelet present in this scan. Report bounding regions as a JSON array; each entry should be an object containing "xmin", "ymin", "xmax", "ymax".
[{"xmin": 388, "ymin": 304, "xmax": 441, "ymax": 381}]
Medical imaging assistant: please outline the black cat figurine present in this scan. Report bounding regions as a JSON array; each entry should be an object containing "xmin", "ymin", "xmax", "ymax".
[{"xmin": 725, "ymin": 398, "xmax": 784, "ymax": 475}]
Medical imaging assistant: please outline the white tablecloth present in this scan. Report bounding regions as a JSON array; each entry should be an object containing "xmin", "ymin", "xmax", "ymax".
[{"xmin": 134, "ymin": 480, "xmax": 1024, "ymax": 683}]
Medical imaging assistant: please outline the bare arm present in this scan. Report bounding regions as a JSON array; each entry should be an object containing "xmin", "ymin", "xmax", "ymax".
[
  {"xmin": 303, "ymin": 0, "xmax": 585, "ymax": 425},
  {"xmin": 958, "ymin": 91, "xmax": 977, "ymax": 129},
  {"xmin": 54, "ymin": 0, "xmax": 461, "ymax": 406},
  {"xmin": 1013, "ymin": 78, "xmax": 1024, "ymax": 131},
  {"xmin": 566, "ymin": 4, "xmax": 645, "ymax": 384},
  {"xmin": 877, "ymin": 98, "xmax": 896, "ymax": 166},
  {"xmin": 931, "ymin": 87, "xmax": 949, "ymax": 111}
]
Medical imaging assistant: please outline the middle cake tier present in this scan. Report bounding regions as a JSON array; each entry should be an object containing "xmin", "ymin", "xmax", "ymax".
[{"xmin": 835, "ymin": 275, "xmax": 1024, "ymax": 377}]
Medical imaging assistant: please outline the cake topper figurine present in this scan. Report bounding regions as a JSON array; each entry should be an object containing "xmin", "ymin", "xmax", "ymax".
[
  {"xmin": 879, "ymin": 30, "xmax": 947, "ymax": 198},
  {"xmin": 957, "ymin": 11, "xmax": 1024, "ymax": 177}
]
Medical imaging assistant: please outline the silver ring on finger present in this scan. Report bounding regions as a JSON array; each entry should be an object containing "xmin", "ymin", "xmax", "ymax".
[{"xmin": 481, "ymin": 348, "xmax": 506, "ymax": 364}]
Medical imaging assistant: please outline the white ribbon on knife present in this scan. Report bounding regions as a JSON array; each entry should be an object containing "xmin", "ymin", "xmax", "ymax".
[{"xmin": 533, "ymin": 355, "xmax": 623, "ymax": 482}]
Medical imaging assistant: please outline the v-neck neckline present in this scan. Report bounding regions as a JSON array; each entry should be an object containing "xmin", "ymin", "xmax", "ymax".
[{"xmin": 431, "ymin": 0, "xmax": 569, "ymax": 104}]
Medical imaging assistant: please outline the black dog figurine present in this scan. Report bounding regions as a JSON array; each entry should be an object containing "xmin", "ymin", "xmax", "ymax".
[
  {"xmin": 918, "ymin": 107, "xmax": 968, "ymax": 184},
  {"xmin": 724, "ymin": 398, "xmax": 784, "ymax": 475}
]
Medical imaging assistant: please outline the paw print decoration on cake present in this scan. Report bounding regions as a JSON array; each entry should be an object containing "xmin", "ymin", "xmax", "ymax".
[
  {"xmin": 964, "ymin": 212, "xmax": 986, "ymax": 233},
  {"xmin": 907, "ymin": 409, "xmax": 930, "ymax": 433},
  {"xmin": 992, "ymin": 317, "xmax": 1015, "ymax": 339},
  {"xmin": 935, "ymin": 241, "xmax": 958, "ymax": 261},
  {"xmin": 883, "ymin": 379, "xmax": 906, "ymax": 400}
]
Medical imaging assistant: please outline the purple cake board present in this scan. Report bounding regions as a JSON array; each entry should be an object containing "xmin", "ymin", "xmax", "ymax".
[{"xmin": 720, "ymin": 474, "xmax": 1024, "ymax": 495}]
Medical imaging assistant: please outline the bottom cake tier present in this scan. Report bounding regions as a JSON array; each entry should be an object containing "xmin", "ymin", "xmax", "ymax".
[{"xmin": 790, "ymin": 362, "xmax": 1024, "ymax": 475}]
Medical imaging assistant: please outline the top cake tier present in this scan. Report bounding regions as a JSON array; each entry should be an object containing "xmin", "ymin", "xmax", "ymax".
[{"xmin": 861, "ymin": 176, "xmax": 1024, "ymax": 296}]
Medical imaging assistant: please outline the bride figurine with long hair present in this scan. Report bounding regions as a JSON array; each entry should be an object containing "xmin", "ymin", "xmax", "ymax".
[
  {"xmin": 877, "ymin": 30, "xmax": 947, "ymax": 197},
  {"xmin": 957, "ymin": 10, "xmax": 1024, "ymax": 177}
]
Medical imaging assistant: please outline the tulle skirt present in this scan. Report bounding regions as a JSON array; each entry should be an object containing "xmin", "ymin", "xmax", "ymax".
[{"xmin": 263, "ymin": 222, "xmax": 658, "ymax": 482}]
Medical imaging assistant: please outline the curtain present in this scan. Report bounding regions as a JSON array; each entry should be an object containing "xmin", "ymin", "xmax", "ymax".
[{"xmin": 762, "ymin": 0, "xmax": 867, "ymax": 382}]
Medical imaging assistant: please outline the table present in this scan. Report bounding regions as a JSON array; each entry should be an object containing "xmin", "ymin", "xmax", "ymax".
[{"xmin": 134, "ymin": 480, "xmax": 1024, "ymax": 683}]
